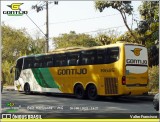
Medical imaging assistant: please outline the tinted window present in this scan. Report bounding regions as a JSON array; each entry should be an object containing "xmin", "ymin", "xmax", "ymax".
[
  {"xmin": 67, "ymin": 52, "xmax": 80, "ymax": 66},
  {"xmin": 54, "ymin": 54, "xmax": 67, "ymax": 67},
  {"xmin": 23, "ymin": 57, "xmax": 34, "ymax": 69},
  {"xmin": 34, "ymin": 56, "xmax": 44, "ymax": 68},
  {"xmin": 105, "ymin": 47, "xmax": 119, "ymax": 64},
  {"xmin": 96, "ymin": 49, "xmax": 105, "ymax": 64},
  {"xmin": 44, "ymin": 55, "xmax": 53, "ymax": 67},
  {"xmin": 81, "ymin": 50, "xmax": 96, "ymax": 65}
]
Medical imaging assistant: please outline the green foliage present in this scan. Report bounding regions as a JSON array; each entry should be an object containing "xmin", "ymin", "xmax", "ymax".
[
  {"xmin": 95, "ymin": 1, "xmax": 137, "ymax": 41},
  {"xmin": 28, "ymin": 38, "xmax": 45, "ymax": 54},
  {"xmin": 53, "ymin": 31, "xmax": 101, "ymax": 48},
  {"xmin": 1, "ymin": 61, "xmax": 13, "ymax": 85},
  {"xmin": 148, "ymin": 45, "xmax": 159, "ymax": 66},
  {"xmin": 148, "ymin": 66, "xmax": 159, "ymax": 92},
  {"xmin": 95, "ymin": 1, "xmax": 132, "ymax": 14},
  {"xmin": 95, "ymin": 30, "xmax": 120, "ymax": 45},
  {"xmin": 2, "ymin": 25, "xmax": 31, "ymax": 63},
  {"xmin": 139, "ymin": 1, "xmax": 159, "ymax": 21},
  {"xmin": 2, "ymin": 24, "xmax": 45, "ymax": 85},
  {"xmin": 117, "ymin": 30, "xmax": 141, "ymax": 44},
  {"xmin": 137, "ymin": 1, "xmax": 159, "ymax": 45}
]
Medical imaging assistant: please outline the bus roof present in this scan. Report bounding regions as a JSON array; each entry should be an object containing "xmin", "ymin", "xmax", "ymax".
[{"xmin": 16, "ymin": 42, "xmax": 145, "ymax": 60}]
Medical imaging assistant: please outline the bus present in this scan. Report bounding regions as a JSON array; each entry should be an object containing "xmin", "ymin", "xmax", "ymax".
[{"xmin": 10, "ymin": 42, "xmax": 149, "ymax": 100}]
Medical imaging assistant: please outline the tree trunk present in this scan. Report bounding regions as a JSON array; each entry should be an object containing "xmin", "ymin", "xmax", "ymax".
[{"xmin": 119, "ymin": 11, "xmax": 138, "ymax": 42}]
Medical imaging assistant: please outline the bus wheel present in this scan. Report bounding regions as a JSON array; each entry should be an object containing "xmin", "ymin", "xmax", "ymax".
[
  {"xmin": 87, "ymin": 84, "xmax": 98, "ymax": 100},
  {"xmin": 74, "ymin": 84, "xmax": 85, "ymax": 99},
  {"xmin": 24, "ymin": 83, "xmax": 31, "ymax": 95}
]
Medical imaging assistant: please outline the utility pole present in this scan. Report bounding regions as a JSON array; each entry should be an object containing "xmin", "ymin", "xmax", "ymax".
[
  {"xmin": 32, "ymin": 1, "xmax": 58, "ymax": 53},
  {"xmin": 46, "ymin": 1, "xmax": 49, "ymax": 53}
]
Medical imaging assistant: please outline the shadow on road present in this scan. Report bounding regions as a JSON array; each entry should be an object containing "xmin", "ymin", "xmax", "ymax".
[
  {"xmin": 2, "ymin": 90, "xmax": 153, "ymax": 103},
  {"xmin": 19, "ymin": 91, "xmax": 154, "ymax": 103}
]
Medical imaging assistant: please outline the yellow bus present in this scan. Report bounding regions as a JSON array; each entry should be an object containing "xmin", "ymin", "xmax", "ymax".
[{"xmin": 11, "ymin": 42, "xmax": 149, "ymax": 100}]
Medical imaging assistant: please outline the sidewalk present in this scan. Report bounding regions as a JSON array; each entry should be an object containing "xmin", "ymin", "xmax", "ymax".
[{"xmin": 3, "ymin": 85, "xmax": 15, "ymax": 91}]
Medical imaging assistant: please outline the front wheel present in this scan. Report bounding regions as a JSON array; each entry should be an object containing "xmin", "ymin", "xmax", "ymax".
[
  {"xmin": 24, "ymin": 83, "xmax": 31, "ymax": 95},
  {"xmin": 87, "ymin": 84, "xmax": 98, "ymax": 100}
]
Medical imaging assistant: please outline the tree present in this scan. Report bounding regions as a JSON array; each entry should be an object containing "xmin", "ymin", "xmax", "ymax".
[
  {"xmin": 2, "ymin": 25, "xmax": 31, "ymax": 63},
  {"xmin": 2, "ymin": 24, "xmax": 45, "ymax": 85},
  {"xmin": 138, "ymin": 1, "xmax": 159, "ymax": 46},
  {"xmin": 137, "ymin": 1, "xmax": 159, "ymax": 66},
  {"xmin": 2, "ymin": 25, "xmax": 31, "ymax": 85},
  {"xmin": 95, "ymin": 1, "xmax": 137, "ymax": 41},
  {"xmin": 32, "ymin": 1, "xmax": 58, "ymax": 52},
  {"xmin": 95, "ymin": 29, "xmax": 120, "ymax": 45},
  {"xmin": 53, "ymin": 31, "xmax": 101, "ymax": 49},
  {"xmin": 117, "ymin": 30, "xmax": 142, "ymax": 44},
  {"xmin": 28, "ymin": 31, "xmax": 46, "ymax": 54}
]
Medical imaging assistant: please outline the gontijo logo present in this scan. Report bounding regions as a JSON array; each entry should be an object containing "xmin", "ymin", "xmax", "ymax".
[
  {"xmin": 7, "ymin": 3, "xmax": 23, "ymax": 10},
  {"xmin": 3, "ymin": 3, "xmax": 28, "ymax": 16},
  {"xmin": 131, "ymin": 48, "xmax": 142, "ymax": 56}
]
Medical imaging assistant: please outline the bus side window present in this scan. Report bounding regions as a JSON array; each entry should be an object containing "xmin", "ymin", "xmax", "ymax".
[
  {"xmin": 44, "ymin": 55, "xmax": 53, "ymax": 67},
  {"xmin": 105, "ymin": 47, "xmax": 119, "ymax": 64},
  {"xmin": 47, "ymin": 61, "xmax": 53, "ymax": 67},
  {"xmin": 23, "ymin": 57, "xmax": 34, "ymax": 69},
  {"xmin": 34, "ymin": 56, "xmax": 44, "ymax": 68},
  {"xmin": 97, "ymin": 49, "xmax": 105, "ymax": 64},
  {"xmin": 81, "ymin": 50, "xmax": 96, "ymax": 65},
  {"xmin": 34, "ymin": 63, "xmax": 40, "ymax": 68},
  {"xmin": 54, "ymin": 54, "xmax": 67, "ymax": 67},
  {"xmin": 67, "ymin": 52, "xmax": 80, "ymax": 66}
]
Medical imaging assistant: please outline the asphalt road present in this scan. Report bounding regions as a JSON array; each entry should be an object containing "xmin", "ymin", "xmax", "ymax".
[{"xmin": 1, "ymin": 90, "xmax": 158, "ymax": 118}]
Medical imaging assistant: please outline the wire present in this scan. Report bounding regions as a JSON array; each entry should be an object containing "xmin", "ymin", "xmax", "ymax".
[
  {"xmin": 49, "ymin": 13, "xmax": 120, "ymax": 25},
  {"xmin": 27, "ymin": 13, "xmax": 120, "ymax": 31},
  {"xmin": 26, "ymin": 14, "xmax": 46, "ymax": 38},
  {"xmin": 83, "ymin": 24, "xmax": 133, "ymax": 34}
]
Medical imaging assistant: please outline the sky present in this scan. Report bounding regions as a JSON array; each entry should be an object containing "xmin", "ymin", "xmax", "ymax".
[{"xmin": 1, "ymin": 1, "xmax": 142, "ymax": 50}]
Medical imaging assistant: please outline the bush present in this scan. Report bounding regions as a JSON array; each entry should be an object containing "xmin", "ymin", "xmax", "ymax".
[
  {"xmin": 148, "ymin": 66, "xmax": 159, "ymax": 92},
  {"xmin": 2, "ymin": 61, "xmax": 14, "ymax": 85}
]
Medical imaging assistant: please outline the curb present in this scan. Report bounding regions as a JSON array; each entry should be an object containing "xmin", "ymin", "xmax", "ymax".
[
  {"xmin": 3, "ymin": 86, "xmax": 15, "ymax": 91},
  {"xmin": 4, "ymin": 89, "xmax": 15, "ymax": 91}
]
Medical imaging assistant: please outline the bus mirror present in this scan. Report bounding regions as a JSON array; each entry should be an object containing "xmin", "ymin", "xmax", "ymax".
[
  {"xmin": 10, "ymin": 68, "xmax": 13, "ymax": 74},
  {"xmin": 10, "ymin": 66, "xmax": 15, "ymax": 74}
]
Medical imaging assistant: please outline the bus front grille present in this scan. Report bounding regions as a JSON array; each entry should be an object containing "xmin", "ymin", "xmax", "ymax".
[{"xmin": 105, "ymin": 77, "xmax": 118, "ymax": 94}]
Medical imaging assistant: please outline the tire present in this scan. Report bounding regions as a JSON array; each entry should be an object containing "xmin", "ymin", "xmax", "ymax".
[
  {"xmin": 74, "ymin": 84, "xmax": 85, "ymax": 99},
  {"xmin": 24, "ymin": 83, "xmax": 31, "ymax": 95},
  {"xmin": 87, "ymin": 84, "xmax": 98, "ymax": 100}
]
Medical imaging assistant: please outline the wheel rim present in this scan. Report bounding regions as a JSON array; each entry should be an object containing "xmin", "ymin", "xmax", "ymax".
[
  {"xmin": 76, "ymin": 87, "xmax": 83, "ymax": 97},
  {"xmin": 88, "ymin": 85, "xmax": 97, "ymax": 98},
  {"xmin": 77, "ymin": 89, "xmax": 83, "ymax": 96},
  {"xmin": 25, "ymin": 84, "xmax": 30, "ymax": 93},
  {"xmin": 75, "ymin": 85, "xmax": 84, "ymax": 98}
]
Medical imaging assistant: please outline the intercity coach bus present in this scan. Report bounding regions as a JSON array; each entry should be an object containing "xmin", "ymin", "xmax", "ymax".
[{"xmin": 10, "ymin": 42, "xmax": 149, "ymax": 100}]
